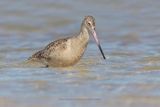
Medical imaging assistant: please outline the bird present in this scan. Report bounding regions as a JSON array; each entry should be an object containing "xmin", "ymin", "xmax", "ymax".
[{"xmin": 28, "ymin": 16, "xmax": 106, "ymax": 67}]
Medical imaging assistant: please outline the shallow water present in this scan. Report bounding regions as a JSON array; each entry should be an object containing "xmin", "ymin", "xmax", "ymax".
[{"xmin": 0, "ymin": 0, "xmax": 160, "ymax": 107}]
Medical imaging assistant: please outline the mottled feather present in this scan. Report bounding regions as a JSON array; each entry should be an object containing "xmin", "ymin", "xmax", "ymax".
[{"xmin": 29, "ymin": 38, "xmax": 69, "ymax": 60}]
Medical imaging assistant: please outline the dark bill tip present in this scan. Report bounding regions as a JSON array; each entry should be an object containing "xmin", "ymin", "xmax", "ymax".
[{"xmin": 98, "ymin": 44, "xmax": 106, "ymax": 60}]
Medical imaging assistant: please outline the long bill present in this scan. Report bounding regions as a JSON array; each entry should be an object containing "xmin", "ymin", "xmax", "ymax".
[{"xmin": 92, "ymin": 30, "xmax": 106, "ymax": 60}]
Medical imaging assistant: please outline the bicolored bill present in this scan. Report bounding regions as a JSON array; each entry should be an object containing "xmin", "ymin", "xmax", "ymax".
[{"xmin": 92, "ymin": 30, "xmax": 106, "ymax": 59}]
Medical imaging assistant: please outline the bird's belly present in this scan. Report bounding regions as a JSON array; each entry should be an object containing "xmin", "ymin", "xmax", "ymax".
[
  {"xmin": 48, "ymin": 58, "xmax": 80, "ymax": 67},
  {"xmin": 48, "ymin": 48, "xmax": 85, "ymax": 67}
]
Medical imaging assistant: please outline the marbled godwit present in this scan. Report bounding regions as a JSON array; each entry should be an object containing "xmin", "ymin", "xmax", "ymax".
[{"xmin": 28, "ymin": 16, "xmax": 106, "ymax": 67}]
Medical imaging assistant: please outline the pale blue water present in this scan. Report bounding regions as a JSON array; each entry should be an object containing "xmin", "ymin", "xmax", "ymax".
[{"xmin": 0, "ymin": 0, "xmax": 160, "ymax": 107}]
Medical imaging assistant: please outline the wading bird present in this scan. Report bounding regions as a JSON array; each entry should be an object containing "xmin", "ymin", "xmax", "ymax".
[{"xmin": 28, "ymin": 16, "xmax": 106, "ymax": 67}]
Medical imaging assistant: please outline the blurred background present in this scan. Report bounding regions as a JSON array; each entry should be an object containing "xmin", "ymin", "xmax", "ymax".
[{"xmin": 0, "ymin": 0, "xmax": 160, "ymax": 107}]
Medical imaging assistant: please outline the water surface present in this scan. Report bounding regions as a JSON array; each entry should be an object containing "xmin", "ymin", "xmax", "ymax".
[{"xmin": 0, "ymin": 0, "xmax": 160, "ymax": 107}]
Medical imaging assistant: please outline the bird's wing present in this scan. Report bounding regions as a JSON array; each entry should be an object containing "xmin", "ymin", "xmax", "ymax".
[
  {"xmin": 29, "ymin": 37, "xmax": 69, "ymax": 60},
  {"xmin": 43, "ymin": 38, "xmax": 70, "ymax": 58}
]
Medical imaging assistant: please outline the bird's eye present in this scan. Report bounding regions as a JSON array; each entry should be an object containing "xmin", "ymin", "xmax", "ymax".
[{"xmin": 87, "ymin": 22, "xmax": 91, "ymax": 26}]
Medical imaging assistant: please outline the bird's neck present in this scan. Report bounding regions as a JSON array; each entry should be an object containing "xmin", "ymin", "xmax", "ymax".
[
  {"xmin": 69, "ymin": 23, "xmax": 90, "ymax": 59},
  {"xmin": 77, "ymin": 24, "xmax": 90, "ymax": 41},
  {"xmin": 71, "ymin": 24, "xmax": 89, "ymax": 51}
]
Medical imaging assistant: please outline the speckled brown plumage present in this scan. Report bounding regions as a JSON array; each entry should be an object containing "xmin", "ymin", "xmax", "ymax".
[{"xmin": 28, "ymin": 38, "xmax": 69, "ymax": 66}]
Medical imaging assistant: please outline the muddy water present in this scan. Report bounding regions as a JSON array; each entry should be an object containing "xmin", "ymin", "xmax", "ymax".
[{"xmin": 0, "ymin": 0, "xmax": 160, "ymax": 107}]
